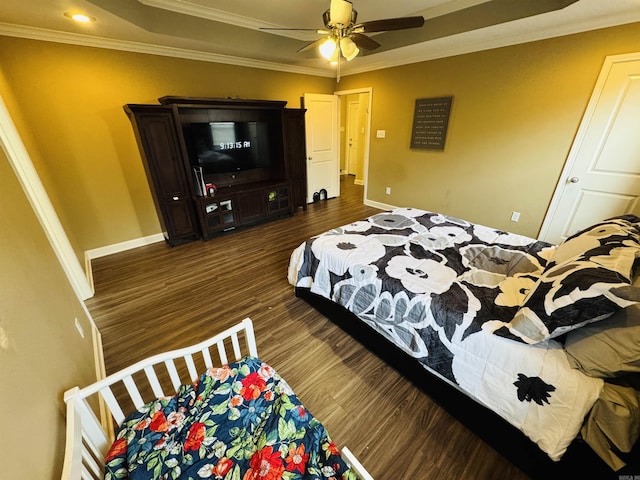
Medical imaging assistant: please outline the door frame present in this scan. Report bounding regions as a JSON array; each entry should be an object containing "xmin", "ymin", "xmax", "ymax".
[
  {"xmin": 334, "ymin": 87, "xmax": 373, "ymax": 197},
  {"xmin": 538, "ymin": 52, "xmax": 640, "ymax": 242},
  {"xmin": 345, "ymin": 99, "xmax": 360, "ymax": 176}
]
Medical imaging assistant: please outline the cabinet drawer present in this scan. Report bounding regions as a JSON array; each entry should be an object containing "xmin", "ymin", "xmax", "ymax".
[{"xmin": 235, "ymin": 191, "xmax": 267, "ymax": 224}]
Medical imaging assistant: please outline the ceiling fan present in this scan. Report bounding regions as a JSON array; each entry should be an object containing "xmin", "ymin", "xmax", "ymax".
[{"xmin": 261, "ymin": 0, "xmax": 425, "ymax": 63}]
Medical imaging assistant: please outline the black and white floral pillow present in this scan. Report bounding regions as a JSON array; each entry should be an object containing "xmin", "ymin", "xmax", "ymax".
[{"xmin": 494, "ymin": 216, "xmax": 640, "ymax": 344}]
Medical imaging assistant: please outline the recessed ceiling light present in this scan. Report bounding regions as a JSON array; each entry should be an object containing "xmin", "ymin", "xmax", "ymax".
[{"xmin": 64, "ymin": 12, "xmax": 96, "ymax": 23}]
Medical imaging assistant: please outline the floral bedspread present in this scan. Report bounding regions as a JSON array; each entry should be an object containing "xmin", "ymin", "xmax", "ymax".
[
  {"xmin": 288, "ymin": 208, "xmax": 604, "ymax": 461},
  {"xmin": 105, "ymin": 356, "xmax": 356, "ymax": 480}
]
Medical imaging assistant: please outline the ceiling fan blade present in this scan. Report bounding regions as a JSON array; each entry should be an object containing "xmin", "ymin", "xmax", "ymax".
[
  {"xmin": 260, "ymin": 27, "xmax": 328, "ymax": 33},
  {"xmin": 296, "ymin": 38, "xmax": 326, "ymax": 53},
  {"xmin": 358, "ymin": 16, "xmax": 425, "ymax": 33},
  {"xmin": 350, "ymin": 33, "xmax": 381, "ymax": 51}
]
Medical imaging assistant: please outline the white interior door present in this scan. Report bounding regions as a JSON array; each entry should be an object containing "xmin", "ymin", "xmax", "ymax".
[
  {"xmin": 303, "ymin": 93, "xmax": 339, "ymax": 202},
  {"xmin": 347, "ymin": 101, "xmax": 360, "ymax": 176},
  {"xmin": 540, "ymin": 53, "xmax": 640, "ymax": 244}
]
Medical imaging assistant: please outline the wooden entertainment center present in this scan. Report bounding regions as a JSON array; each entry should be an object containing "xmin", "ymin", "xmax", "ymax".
[{"xmin": 124, "ymin": 97, "xmax": 307, "ymax": 246}]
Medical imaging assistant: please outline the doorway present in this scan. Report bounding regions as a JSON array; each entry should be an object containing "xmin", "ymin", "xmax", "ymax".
[
  {"xmin": 302, "ymin": 87, "xmax": 372, "ymax": 204},
  {"xmin": 335, "ymin": 87, "xmax": 372, "ymax": 199}
]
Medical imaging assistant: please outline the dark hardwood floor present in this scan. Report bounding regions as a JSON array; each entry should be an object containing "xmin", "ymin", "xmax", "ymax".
[{"xmin": 86, "ymin": 176, "xmax": 529, "ymax": 480}]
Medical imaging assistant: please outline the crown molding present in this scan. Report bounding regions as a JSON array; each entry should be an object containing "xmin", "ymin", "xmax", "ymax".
[
  {"xmin": 137, "ymin": 0, "xmax": 313, "ymax": 40},
  {"xmin": 138, "ymin": 0, "xmax": 269, "ymax": 30},
  {"xmin": 341, "ymin": 11, "xmax": 640, "ymax": 76},
  {"xmin": 0, "ymin": 23, "xmax": 333, "ymax": 78}
]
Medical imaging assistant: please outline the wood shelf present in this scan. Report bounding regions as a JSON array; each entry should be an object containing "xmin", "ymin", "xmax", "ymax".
[{"xmin": 125, "ymin": 98, "xmax": 307, "ymax": 245}]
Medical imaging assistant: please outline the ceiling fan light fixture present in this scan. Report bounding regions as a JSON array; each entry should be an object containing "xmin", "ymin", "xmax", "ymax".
[
  {"xmin": 319, "ymin": 37, "xmax": 337, "ymax": 60},
  {"xmin": 328, "ymin": 0, "xmax": 353, "ymax": 27},
  {"xmin": 340, "ymin": 37, "xmax": 359, "ymax": 61},
  {"xmin": 271, "ymin": 0, "xmax": 425, "ymax": 67}
]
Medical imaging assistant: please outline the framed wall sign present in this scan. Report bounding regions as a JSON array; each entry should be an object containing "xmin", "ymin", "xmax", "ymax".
[{"xmin": 410, "ymin": 96, "xmax": 453, "ymax": 150}]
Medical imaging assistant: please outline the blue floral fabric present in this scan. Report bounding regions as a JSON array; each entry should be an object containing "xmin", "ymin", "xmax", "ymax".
[{"xmin": 104, "ymin": 357, "xmax": 356, "ymax": 480}]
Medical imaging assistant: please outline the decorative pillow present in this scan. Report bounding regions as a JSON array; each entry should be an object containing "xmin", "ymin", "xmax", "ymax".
[
  {"xmin": 564, "ymin": 303, "xmax": 640, "ymax": 378},
  {"xmin": 493, "ymin": 215, "xmax": 640, "ymax": 344}
]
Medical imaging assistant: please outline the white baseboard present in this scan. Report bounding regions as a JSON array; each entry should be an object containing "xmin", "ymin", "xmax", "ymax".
[
  {"xmin": 85, "ymin": 233, "xmax": 165, "ymax": 263},
  {"xmin": 354, "ymin": 178, "xmax": 364, "ymax": 186},
  {"xmin": 364, "ymin": 198, "xmax": 397, "ymax": 211}
]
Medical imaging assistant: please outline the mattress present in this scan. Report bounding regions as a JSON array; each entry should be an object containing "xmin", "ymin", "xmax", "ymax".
[{"xmin": 288, "ymin": 208, "xmax": 604, "ymax": 461}]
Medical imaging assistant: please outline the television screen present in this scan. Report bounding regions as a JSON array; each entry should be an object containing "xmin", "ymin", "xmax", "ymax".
[{"xmin": 188, "ymin": 121, "xmax": 271, "ymax": 174}]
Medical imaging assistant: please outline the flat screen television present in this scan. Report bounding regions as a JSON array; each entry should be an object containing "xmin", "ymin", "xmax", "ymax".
[{"xmin": 185, "ymin": 121, "xmax": 272, "ymax": 181}]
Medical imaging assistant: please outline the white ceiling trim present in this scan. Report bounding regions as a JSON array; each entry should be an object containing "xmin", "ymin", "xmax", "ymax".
[
  {"xmin": 0, "ymin": 23, "xmax": 334, "ymax": 78},
  {"xmin": 137, "ymin": 0, "xmax": 290, "ymax": 32},
  {"xmin": 136, "ymin": 0, "xmax": 317, "ymax": 41},
  {"xmin": 341, "ymin": 8, "xmax": 640, "ymax": 76}
]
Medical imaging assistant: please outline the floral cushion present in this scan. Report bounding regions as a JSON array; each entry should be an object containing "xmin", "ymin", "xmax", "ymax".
[
  {"xmin": 104, "ymin": 356, "xmax": 356, "ymax": 480},
  {"xmin": 493, "ymin": 216, "xmax": 640, "ymax": 344}
]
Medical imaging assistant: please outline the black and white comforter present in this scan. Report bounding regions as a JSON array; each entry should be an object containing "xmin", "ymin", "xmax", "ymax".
[{"xmin": 288, "ymin": 208, "xmax": 603, "ymax": 461}]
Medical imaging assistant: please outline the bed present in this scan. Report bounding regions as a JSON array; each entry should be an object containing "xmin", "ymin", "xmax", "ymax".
[
  {"xmin": 61, "ymin": 318, "xmax": 373, "ymax": 480},
  {"xmin": 288, "ymin": 208, "xmax": 640, "ymax": 478}
]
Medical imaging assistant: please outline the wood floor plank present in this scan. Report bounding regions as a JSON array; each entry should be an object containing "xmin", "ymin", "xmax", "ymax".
[{"xmin": 86, "ymin": 175, "xmax": 529, "ymax": 479}]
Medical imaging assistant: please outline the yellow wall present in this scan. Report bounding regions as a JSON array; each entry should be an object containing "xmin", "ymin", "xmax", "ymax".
[
  {"xmin": 339, "ymin": 22, "xmax": 640, "ymax": 237},
  {"xmin": 0, "ymin": 66, "xmax": 97, "ymax": 478},
  {"xmin": 0, "ymin": 37, "xmax": 335, "ymax": 256}
]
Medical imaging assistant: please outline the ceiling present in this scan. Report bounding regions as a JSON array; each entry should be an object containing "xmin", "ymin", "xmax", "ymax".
[{"xmin": 0, "ymin": 0, "xmax": 639, "ymax": 78}]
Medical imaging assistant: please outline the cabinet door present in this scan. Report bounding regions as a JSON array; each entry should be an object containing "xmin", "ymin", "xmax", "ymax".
[
  {"xmin": 266, "ymin": 186, "xmax": 290, "ymax": 215},
  {"xmin": 283, "ymin": 109, "xmax": 307, "ymax": 210},
  {"xmin": 199, "ymin": 197, "xmax": 236, "ymax": 237},
  {"xmin": 126, "ymin": 106, "xmax": 199, "ymax": 245},
  {"xmin": 235, "ymin": 190, "xmax": 267, "ymax": 224}
]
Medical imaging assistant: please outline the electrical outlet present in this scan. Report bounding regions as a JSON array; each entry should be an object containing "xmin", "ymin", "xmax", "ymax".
[
  {"xmin": 510, "ymin": 211, "xmax": 521, "ymax": 222},
  {"xmin": 385, "ymin": 187, "xmax": 391, "ymax": 195},
  {"xmin": 74, "ymin": 317, "xmax": 85, "ymax": 339}
]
